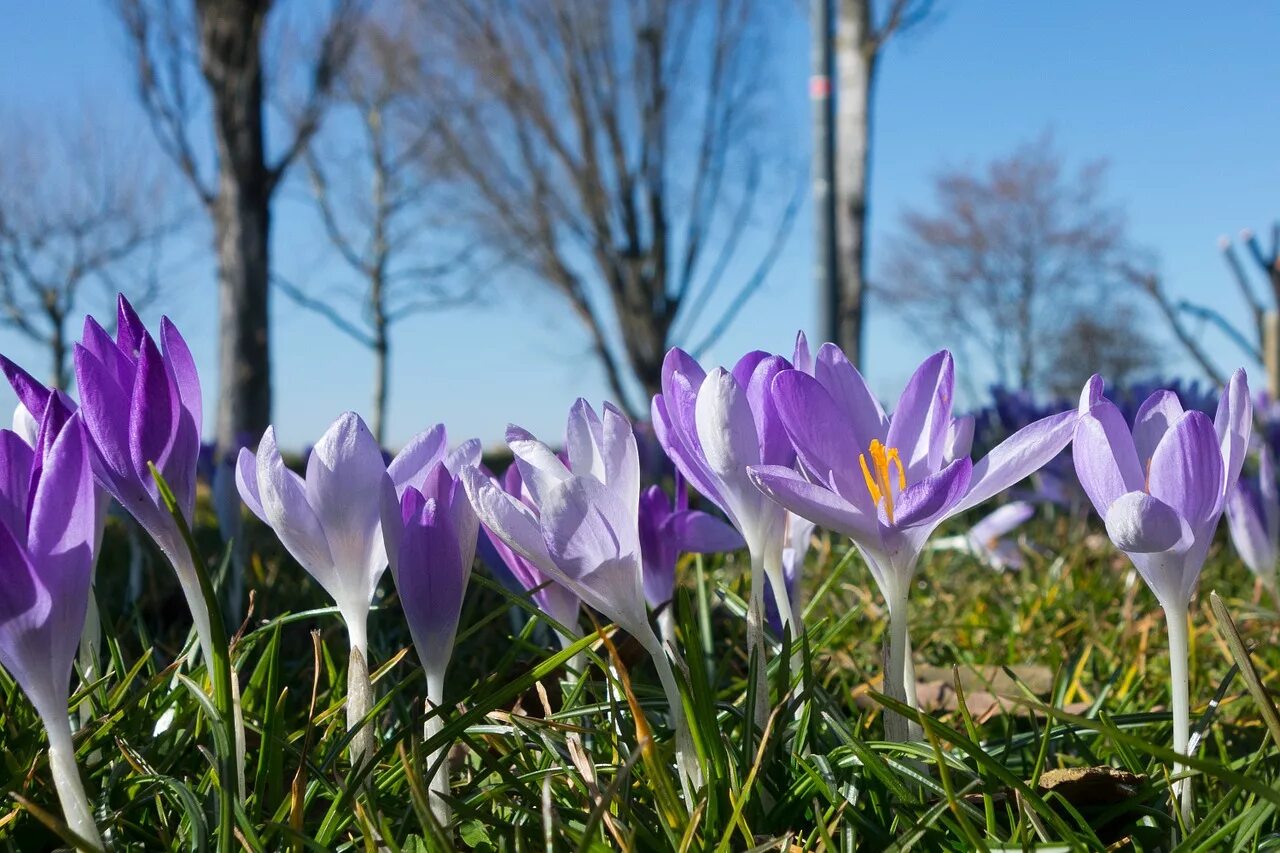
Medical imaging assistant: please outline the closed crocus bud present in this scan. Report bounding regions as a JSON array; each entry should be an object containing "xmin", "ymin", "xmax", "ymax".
[
  {"xmin": 71, "ymin": 295, "xmax": 210, "ymax": 658},
  {"xmin": 1074, "ymin": 370, "xmax": 1251, "ymax": 827},
  {"xmin": 0, "ymin": 403, "xmax": 104, "ymax": 850},
  {"xmin": 381, "ymin": 461, "xmax": 478, "ymax": 827},
  {"xmin": 1226, "ymin": 444, "xmax": 1280, "ymax": 599}
]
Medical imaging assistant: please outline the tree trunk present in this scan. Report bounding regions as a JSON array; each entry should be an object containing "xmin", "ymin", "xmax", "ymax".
[
  {"xmin": 213, "ymin": 175, "xmax": 272, "ymax": 450},
  {"xmin": 49, "ymin": 310, "xmax": 68, "ymax": 392},
  {"xmin": 372, "ymin": 327, "xmax": 388, "ymax": 446},
  {"xmin": 834, "ymin": 0, "xmax": 875, "ymax": 369},
  {"xmin": 199, "ymin": 0, "xmax": 274, "ymax": 450}
]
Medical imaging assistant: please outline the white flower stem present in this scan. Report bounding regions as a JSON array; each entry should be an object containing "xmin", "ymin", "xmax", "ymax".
[
  {"xmin": 884, "ymin": 584, "xmax": 919, "ymax": 742},
  {"xmin": 645, "ymin": 631, "xmax": 700, "ymax": 802},
  {"xmin": 1166, "ymin": 602, "xmax": 1193, "ymax": 828},
  {"xmin": 347, "ymin": 642, "xmax": 374, "ymax": 769},
  {"xmin": 658, "ymin": 606, "xmax": 676, "ymax": 651},
  {"xmin": 424, "ymin": 672, "xmax": 451, "ymax": 829},
  {"xmin": 44, "ymin": 710, "xmax": 103, "ymax": 852},
  {"xmin": 76, "ymin": 587, "xmax": 101, "ymax": 730},
  {"xmin": 746, "ymin": 547, "xmax": 770, "ymax": 735},
  {"xmin": 763, "ymin": 545, "xmax": 803, "ymax": 673}
]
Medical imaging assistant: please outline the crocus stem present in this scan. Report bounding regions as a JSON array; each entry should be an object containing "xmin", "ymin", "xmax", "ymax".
[
  {"xmin": 424, "ymin": 672, "xmax": 451, "ymax": 829},
  {"xmin": 44, "ymin": 709, "xmax": 104, "ymax": 852},
  {"xmin": 746, "ymin": 548, "xmax": 770, "ymax": 736},
  {"xmin": 657, "ymin": 606, "xmax": 676, "ymax": 651},
  {"xmin": 76, "ymin": 587, "xmax": 101, "ymax": 729},
  {"xmin": 645, "ymin": 632, "xmax": 700, "ymax": 801},
  {"xmin": 763, "ymin": 546, "xmax": 803, "ymax": 674},
  {"xmin": 347, "ymin": 643, "xmax": 374, "ymax": 768},
  {"xmin": 1166, "ymin": 603, "xmax": 1193, "ymax": 828},
  {"xmin": 884, "ymin": 584, "xmax": 919, "ymax": 742}
]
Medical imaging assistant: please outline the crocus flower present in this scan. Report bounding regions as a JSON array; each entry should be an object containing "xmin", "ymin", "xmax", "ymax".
[
  {"xmin": 651, "ymin": 341, "xmax": 801, "ymax": 730},
  {"xmin": 748, "ymin": 346, "xmax": 1075, "ymax": 740},
  {"xmin": 0, "ymin": 358, "xmax": 113, "ymax": 727},
  {"xmin": 638, "ymin": 480, "xmax": 743, "ymax": 645},
  {"xmin": 1225, "ymin": 444, "xmax": 1279, "ymax": 603},
  {"xmin": 1074, "ymin": 371, "xmax": 1250, "ymax": 825},
  {"xmin": 462, "ymin": 399, "xmax": 701, "ymax": 796},
  {"xmin": 482, "ymin": 462, "xmax": 582, "ymax": 647},
  {"xmin": 381, "ymin": 459, "xmax": 479, "ymax": 827},
  {"xmin": 72, "ymin": 295, "xmax": 209, "ymax": 658},
  {"xmin": 0, "ymin": 402, "xmax": 105, "ymax": 850},
  {"xmin": 236, "ymin": 414, "xmax": 470, "ymax": 764},
  {"xmin": 931, "ymin": 502, "xmax": 1036, "ymax": 572}
]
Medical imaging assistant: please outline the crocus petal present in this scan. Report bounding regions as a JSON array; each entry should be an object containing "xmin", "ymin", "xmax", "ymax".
[
  {"xmin": 0, "ymin": 516, "xmax": 56, "ymax": 718},
  {"xmin": 1072, "ymin": 401, "xmax": 1144, "ymax": 517},
  {"xmin": 0, "ymin": 355, "xmax": 52, "ymax": 422},
  {"xmin": 256, "ymin": 427, "xmax": 335, "ymax": 574},
  {"xmin": 601, "ymin": 402, "xmax": 640, "ymax": 521},
  {"xmin": 128, "ymin": 333, "xmax": 179, "ymax": 485},
  {"xmin": 1226, "ymin": 481, "xmax": 1275, "ymax": 577},
  {"xmin": 1104, "ymin": 491, "xmax": 1184, "ymax": 553},
  {"xmin": 652, "ymin": 393, "xmax": 723, "ymax": 510},
  {"xmin": 461, "ymin": 466, "xmax": 556, "ymax": 572},
  {"xmin": 886, "ymin": 350, "xmax": 954, "ymax": 481},
  {"xmin": 1132, "ymin": 390, "xmax": 1183, "ymax": 462},
  {"xmin": 771, "ymin": 369, "xmax": 867, "ymax": 507},
  {"xmin": 792, "ymin": 331, "xmax": 813, "ymax": 375},
  {"xmin": 11, "ymin": 403, "xmax": 38, "ymax": 448},
  {"xmin": 1214, "ymin": 368, "xmax": 1251, "ymax": 495},
  {"xmin": 1147, "ymin": 411, "xmax": 1223, "ymax": 529},
  {"xmin": 392, "ymin": 488, "xmax": 469, "ymax": 678},
  {"xmin": 944, "ymin": 416, "xmax": 975, "ymax": 463},
  {"xmin": 539, "ymin": 476, "xmax": 639, "ymax": 581},
  {"xmin": 387, "ymin": 424, "xmax": 447, "ymax": 493},
  {"xmin": 1262, "ymin": 445, "xmax": 1279, "ymax": 546},
  {"xmin": 0, "ymin": 431, "xmax": 33, "ymax": 544},
  {"xmin": 160, "ymin": 316, "xmax": 202, "ymax": 438},
  {"xmin": 671, "ymin": 510, "xmax": 745, "ymax": 554},
  {"xmin": 116, "ymin": 293, "xmax": 147, "ymax": 357},
  {"xmin": 565, "ymin": 398, "xmax": 606, "ymax": 480},
  {"xmin": 730, "ymin": 350, "xmax": 770, "ymax": 391},
  {"xmin": 1078, "ymin": 374, "xmax": 1105, "ymax": 414},
  {"xmin": 969, "ymin": 501, "xmax": 1035, "ymax": 544},
  {"xmin": 696, "ymin": 368, "xmax": 760, "ymax": 474},
  {"xmin": 235, "ymin": 447, "xmax": 268, "ymax": 523},
  {"xmin": 891, "ymin": 457, "xmax": 972, "ymax": 529},
  {"xmin": 444, "ymin": 439, "xmax": 482, "ymax": 474},
  {"xmin": 748, "ymin": 464, "xmax": 880, "ymax": 544},
  {"xmin": 507, "ymin": 425, "xmax": 571, "ymax": 506},
  {"xmin": 304, "ymin": 412, "xmax": 388, "ymax": 600},
  {"xmin": 953, "ymin": 410, "xmax": 1075, "ymax": 515},
  {"xmin": 74, "ymin": 344, "xmax": 132, "ymax": 483},
  {"xmin": 814, "ymin": 343, "xmax": 888, "ymax": 450},
  {"xmin": 744, "ymin": 355, "xmax": 794, "ymax": 467}
]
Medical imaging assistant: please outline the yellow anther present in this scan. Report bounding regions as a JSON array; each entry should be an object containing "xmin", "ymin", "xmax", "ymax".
[{"xmin": 859, "ymin": 439, "xmax": 907, "ymax": 524}]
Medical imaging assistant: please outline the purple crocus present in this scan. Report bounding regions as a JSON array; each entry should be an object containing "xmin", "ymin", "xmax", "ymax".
[
  {"xmin": 71, "ymin": 296, "xmax": 210, "ymax": 658},
  {"xmin": 236, "ymin": 414, "xmax": 477, "ymax": 763},
  {"xmin": 1074, "ymin": 371, "xmax": 1250, "ymax": 825},
  {"xmin": 1225, "ymin": 445, "xmax": 1279, "ymax": 603},
  {"xmin": 482, "ymin": 462, "xmax": 582, "ymax": 648},
  {"xmin": 651, "ymin": 340, "xmax": 803, "ymax": 730},
  {"xmin": 381, "ymin": 460, "xmax": 479, "ymax": 827},
  {"xmin": 932, "ymin": 502, "xmax": 1036, "ymax": 572},
  {"xmin": 0, "ymin": 401, "xmax": 104, "ymax": 849},
  {"xmin": 461, "ymin": 399, "xmax": 701, "ymax": 796},
  {"xmin": 748, "ymin": 346, "xmax": 1074, "ymax": 740},
  {"xmin": 638, "ymin": 481, "xmax": 743, "ymax": 644}
]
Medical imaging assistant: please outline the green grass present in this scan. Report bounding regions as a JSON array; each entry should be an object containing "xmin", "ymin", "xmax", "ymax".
[{"xmin": 2, "ymin": 503, "xmax": 1278, "ymax": 851}]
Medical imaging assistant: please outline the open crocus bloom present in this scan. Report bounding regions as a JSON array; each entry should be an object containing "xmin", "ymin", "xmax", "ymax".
[
  {"xmin": 748, "ymin": 346, "xmax": 1074, "ymax": 738},
  {"xmin": 1225, "ymin": 444, "xmax": 1279, "ymax": 597},
  {"xmin": 0, "ymin": 401, "xmax": 104, "ymax": 850},
  {"xmin": 1074, "ymin": 370, "xmax": 1250, "ymax": 825},
  {"xmin": 461, "ymin": 398, "xmax": 701, "ymax": 796}
]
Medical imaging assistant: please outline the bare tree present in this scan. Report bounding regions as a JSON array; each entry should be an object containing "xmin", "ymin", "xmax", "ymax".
[
  {"xmin": 879, "ymin": 134, "xmax": 1139, "ymax": 393},
  {"xmin": 0, "ymin": 113, "xmax": 178, "ymax": 389},
  {"xmin": 415, "ymin": 0, "xmax": 800, "ymax": 416},
  {"xmin": 113, "ymin": 0, "xmax": 364, "ymax": 450},
  {"xmin": 823, "ymin": 0, "xmax": 933, "ymax": 368},
  {"xmin": 1135, "ymin": 224, "xmax": 1280, "ymax": 397},
  {"xmin": 1041, "ymin": 303, "xmax": 1161, "ymax": 398},
  {"xmin": 279, "ymin": 20, "xmax": 474, "ymax": 443}
]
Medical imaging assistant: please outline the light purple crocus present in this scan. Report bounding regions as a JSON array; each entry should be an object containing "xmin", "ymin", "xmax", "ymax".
[
  {"xmin": 638, "ymin": 481, "xmax": 743, "ymax": 645},
  {"xmin": 1074, "ymin": 371, "xmax": 1250, "ymax": 825},
  {"xmin": 483, "ymin": 462, "xmax": 582, "ymax": 648},
  {"xmin": 748, "ymin": 346, "xmax": 1074, "ymax": 740},
  {"xmin": 71, "ymin": 295, "xmax": 210, "ymax": 659},
  {"xmin": 0, "ymin": 401, "xmax": 104, "ymax": 850},
  {"xmin": 461, "ymin": 399, "xmax": 701, "ymax": 797},
  {"xmin": 651, "ymin": 340, "xmax": 804, "ymax": 730},
  {"xmin": 932, "ymin": 502, "xmax": 1036, "ymax": 572},
  {"xmin": 381, "ymin": 460, "xmax": 479, "ymax": 827},
  {"xmin": 1225, "ymin": 444, "xmax": 1279, "ymax": 603},
  {"xmin": 236, "ymin": 414, "xmax": 476, "ymax": 763}
]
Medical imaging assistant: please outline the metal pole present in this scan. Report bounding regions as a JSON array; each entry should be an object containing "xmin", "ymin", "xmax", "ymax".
[{"xmin": 811, "ymin": 0, "xmax": 839, "ymax": 346}]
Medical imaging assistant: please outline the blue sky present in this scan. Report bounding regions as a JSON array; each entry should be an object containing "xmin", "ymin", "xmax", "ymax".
[{"xmin": 0, "ymin": 1, "xmax": 1277, "ymax": 449}]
